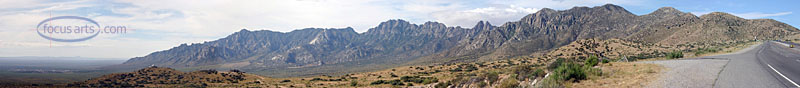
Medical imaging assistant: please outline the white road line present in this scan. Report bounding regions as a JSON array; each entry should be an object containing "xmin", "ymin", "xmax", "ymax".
[{"xmin": 767, "ymin": 64, "xmax": 800, "ymax": 87}]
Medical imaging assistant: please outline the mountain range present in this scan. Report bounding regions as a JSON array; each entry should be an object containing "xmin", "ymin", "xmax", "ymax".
[{"xmin": 112, "ymin": 4, "xmax": 799, "ymax": 77}]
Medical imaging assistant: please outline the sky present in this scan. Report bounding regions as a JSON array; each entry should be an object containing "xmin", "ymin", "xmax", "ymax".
[{"xmin": 0, "ymin": 0, "xmax": 797, "ymax": 59}]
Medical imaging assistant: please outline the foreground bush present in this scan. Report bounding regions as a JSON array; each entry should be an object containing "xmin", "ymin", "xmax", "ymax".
[
  {"xmin": 497, "ymin": 78, "xmax": 519, "ymax": 88},
  {"xmin": 667, "ymin": 50, "xmax": 683, "ymax": 59},
  {"xmin": 552, "ymin": 62, "xmax": 586, "ymax": 82},
  {"xmin": 584, "ymin": 55, "xmax": 599, "ymax": 67},
  {"xmin": 537, "ymin": 60, "xmax": 603, "ymax": 87}
]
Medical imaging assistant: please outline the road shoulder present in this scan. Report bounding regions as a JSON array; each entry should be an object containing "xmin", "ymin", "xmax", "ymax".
[{"xmin": 640, "ymin": 58, "xmax": 729, "ymax": 88}]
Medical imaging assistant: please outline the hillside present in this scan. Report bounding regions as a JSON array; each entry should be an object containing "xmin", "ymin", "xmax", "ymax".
[
  {"xmin": 69, "ymin": 66, "xmax": 264, "ymax": 87},
  {"xmin": 113, "ymin": 4, "xmax": 800, "ymax": 77}
]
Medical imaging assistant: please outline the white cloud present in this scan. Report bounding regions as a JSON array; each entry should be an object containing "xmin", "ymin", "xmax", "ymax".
[
  {"xmin": 0, "ymin": 0, "xmax": 92, "ymax": 15},
  {"xmin": 432, "ymin": 5, "xmax": 539, "ymax": 27},
  {"xmin": 490, "ymin": 0, "xmax": 642, "ymax": 10},
  {"xmin": 732, "ymin": 12, "xmax": 792, "ymax": 19},
  {"xmin": 111, "ymin": 0, "xmax": 404, "ymax": 34},
  {"xmin": 427, "ymin": 0, "xmax": 638, "ymax": 28},
  {"xmin": 28, "ymin": 3, "xmax": 92, "ymax": 13}
]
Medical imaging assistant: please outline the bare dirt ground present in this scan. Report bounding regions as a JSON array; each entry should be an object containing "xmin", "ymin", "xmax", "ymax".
[{"xmin": 570, "ymin": 62, "xmax": 664, "ymax": 88}]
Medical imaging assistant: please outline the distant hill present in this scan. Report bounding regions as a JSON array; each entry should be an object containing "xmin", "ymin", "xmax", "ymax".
[
  {"xmin": 0, "ymin": 57, "xmax": 127, "ymax": 85},
  {"xmin": 112, "ymin": 4, "xmax": 799, "ymax": 77},
  {"xmin": 70, "ymin": 66, "xmax": 261, "ymax": 87}
]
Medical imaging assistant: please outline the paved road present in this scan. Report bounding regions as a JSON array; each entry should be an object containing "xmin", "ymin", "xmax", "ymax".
[{"xmin": 710, "ymin": 41, "xmax": 800, "ymax": 88}]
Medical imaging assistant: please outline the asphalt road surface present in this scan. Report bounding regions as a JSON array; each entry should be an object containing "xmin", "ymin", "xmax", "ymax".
[{"xmin": 710, "ymin": 41, "xmax": 800, "ymax": 88}]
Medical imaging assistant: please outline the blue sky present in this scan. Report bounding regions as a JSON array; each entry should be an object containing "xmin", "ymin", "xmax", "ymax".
[{"xmin": 0, "ymin": 0, "xmax": 797, "ymax": 59}]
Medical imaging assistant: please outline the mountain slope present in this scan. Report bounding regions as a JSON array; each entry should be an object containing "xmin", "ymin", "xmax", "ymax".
[
  {"xmin": 421, "ymin": 4, "xmax": 798, "ymax": 63},
  {"xmin": 114, "ymin": 4, "xmax": 799, "ymax": 77}
]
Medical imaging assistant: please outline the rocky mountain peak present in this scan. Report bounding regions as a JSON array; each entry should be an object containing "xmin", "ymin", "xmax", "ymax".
[
  {"xmin": 655, "ymin": 7, "xmax": 678, "ymax": 12},
  {"xmin": 598, "ymin": 3, "xmax": 626, "ymax": 11},
  {"xmin": 650, "ymin": 7, "xmax": 686, "ymax": 15},
  {"xmin": 366, "ymin": 19, "xmax": 415, "ymax": 35},
  {"xmin": 535, "ymin": 8, "xmax": 557, "ymax": 15},
  {"xmin": 376, "ymin": 19, "xmax": 412, "ymax": 27},
  {"xmin": 591, "ymin": 4, "xmax": 634, "ymax": 15},
  {"xmin": 472, "ymin": 21, "xmax": 493, "ymax": 30},
  {"xmin": 238, "ymin": 29, "xmax": 250, "ymax": 32},
  {"xmin": 520, "ymin": 4, "xmax": 634, "ymax": 26},
  {"xmin": 642, "ymin": 7, "xmax": 695, "ymax": 20},
  {"xmin": 423, "ymin": 21, "xmax": 444, "ymax": 25},
  {"xmin": 700, "ymin": 12, "xmax": 743, "ymax": 20}
]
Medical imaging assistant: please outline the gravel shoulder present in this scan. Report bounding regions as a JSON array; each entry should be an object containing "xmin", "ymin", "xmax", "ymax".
[
  {"xmin": 640, "ymin": 58, "xmax": 729, "ymax": 88},
  {"xmin": 639, "ymin": 42, "xmax": 763, "ymax": 88}
]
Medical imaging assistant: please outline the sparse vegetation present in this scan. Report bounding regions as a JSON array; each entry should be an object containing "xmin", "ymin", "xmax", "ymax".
[
  {"xmin": 585, "ymin": 55, "xmax": 600, "ymax": 67},
  {"xmin": 400, "ymin": 76, "xmax": 438, "ymax": 84},
  {"xmin": 68, "ymin": 67, "xmax": 250, "ymax": 87},
  {"xmin": 552, "ymin": 62, "xmax": 587, "ymax": 82},
  {"xmin": 350, "ymin": 80, "xmax": 358, "ymax": 86},
  {"xmin": 486, "ymin": 71, "xmax": 500, "ymax": 84},
  {"xmin": 667, "ymin": 50, "xmax": 684, "ymax": 59},
  {"xmin": 497, "ymin": 78, "xmax": 519, "ymax": 88},
  {"xmin": 548, "ymin": 58, "xmax": 566, "ymax": 70},
  {"xmin": 370, "ymin": 79, "xmax": 409, "ymax": 86},
  {"xmin": 694, "ymin": 47, "xmax": 720, "ymax": 55}
]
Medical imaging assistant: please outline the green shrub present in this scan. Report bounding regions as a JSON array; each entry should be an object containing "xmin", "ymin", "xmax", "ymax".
[
  {"xmin": 477, "ymin": 81, "xmax": 488, "ymax": 87},
  {"xmin": 623, "ymin": 56, "xmax": 636, "ymax": 62},
  {"xmin": 387, "ymin": 79, "xmax": 404, "ymax": 86},
  {"xmin": 370, "ymin": 80, "xmax": 384, "ymax": 85},
  {"xmin": 548, "ymin": 58, "xmax": 566, "ymax": 70},
  {"xmin": 497, "ymin": 78, "xmax": 519, "ymax": 88},
  {"xmin": 531, "ymin": 69, "xmax": 545, "ymax": 78},
  {"xmin": 390, "ymin": 73, "xmax": 398, "ymax": 77},
  {"xmin": 585, "ymin": 67, "xmax": 602, "ymax": 76},
  {"xmin": 511, "ymin": 65, "xmax": 534, "ymax": 80},
  {"xmin": 486, "ymin": 71, "xmax": 499, "ymax": 84},
  {"xmin": 350, "ymin": 80, "xmax": 358, "ymax": 86},
  {"xmin": 400, "ymin": 76, "xmax": 438, "ymax": 84},
  {"xmin": 536, "ymin": 76, "xmax": 564, "ymax": 88},
  {"xmin": 602, "ymin": 59, "xmax": 610, "ymax": 63},
  {"xmin": 370, "ymin": 80, "xmax": 405, "ymax": 86},
  {"xmin": 463, "ymin": 65, "xmax": 479, "ymax": 72},
  {"xmin": 584, "ymin": 55, "xmax": 599, "ymax": 67},
  {"xmin": 310, "ymin": 78, "xmax": 323, "ymax": 81},
  {"xmin": 667, "ymin": 50, "xmax": 684, "ymax": 59},
  {"xmin": 552, "ymin": 62, "xmax": 586, "ymax": 82},
  {"xmin": 695, "ymin": 47, "xmax": 720, "ymax": 55},
  {"xmin": 448, "ymin": 67, "xmax": 462, "ymax": 72},
  {"xmin": 434, "ymin": 81, "xmax": 450, "ymax": 88}
]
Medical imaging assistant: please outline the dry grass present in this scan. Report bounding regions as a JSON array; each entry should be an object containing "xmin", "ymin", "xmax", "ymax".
[
  {"xmin": 691, "ymin": 41, "xmax": 760, "ymax": 57},
  {"xmin": 252, "ymin": 56, "xmax": 550, "ymax": 88},
  {"xmin": 570, "ymin": 62, "xmax": 664, "ymax": 88},
  {"xmin": 545, "ymin": 39, "xmax": 681, "ymax": 60}
]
